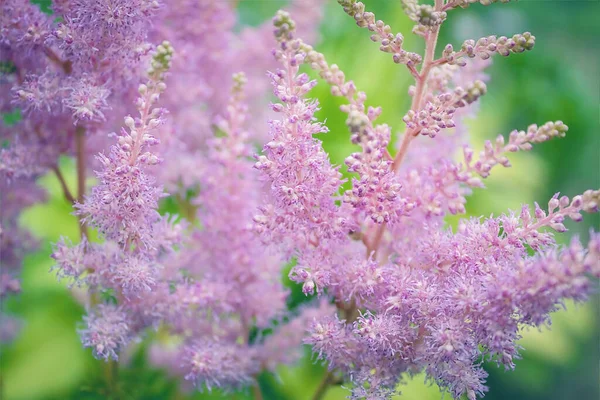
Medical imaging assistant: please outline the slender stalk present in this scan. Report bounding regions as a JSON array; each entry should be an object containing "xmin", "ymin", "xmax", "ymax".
[
  {"xmin": 391, "ymin": 130, "xmax": 415, "ymax": 171},
  {"xmin": 33, "ymin": 128, "xmax": 77, "ymax": 206},
  {"xmin": 43, "ymin": 46, "xmax": 72, "ymax": 74},
  {"xmin": 367, "ymin": 219, "xmax": 387, "ymax": 256},
  {"xmin": 104, "ymin": 359, "xmax": 118, "ymax": 397},
  {"xmin": 239, "ymin": 315, "xmax": 266, "ymax": 400},
  {"xmin": 372, "ymin": 5, "xmax": 443, "ymax": 257},
  {"xmin": 252, "ymin": 384, "xmax": 264, "ymax": 400},
  {"xmin": 75, "ymin": 126, "xmax": 86, "ymax": 203},
  {"xmin": 391, "ymin": 27, "xmax": 441, "ymax": 171},
  {"xmin": 75, "ymin": 126, "xmax": 88, "ymax": 239},
  {"xmin": 311, "ymin": 370, "xmax": 335, "ymax": 400},
  {"xmin": 52, "ymin": 166, "xmax": 76, "ymax": 204}
]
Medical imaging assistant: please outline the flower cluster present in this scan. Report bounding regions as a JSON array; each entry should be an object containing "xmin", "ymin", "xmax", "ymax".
[
  {"xmin": 1, "ymin": 0, "xmax": 162, "ymax": 327},
  {"xmin": 1, "ymin": 1, "xmax": 598, "ymax": 400},
  {"xmin": 442, "ymin": 33, "xmax": 536, "ymax": 65},
  {"xmin": 403, "ymin": 80, "xmax": 487, "ymax": 138},
  {"xmin": 339, "ymin": 0, "xmax": 422, "ymax": 70},
  {"xmin": 301, "ymin": 42, "xmax": 407, "ymax": 225},
  {"xmin": 253, "ymin": 6, "xmax": 599, "ymax": 400},
  {"xmin": 3, "ymin": 0, "xmax": 332, "ymax": 392},
  {"xmin": 51, "ymin": 45, "xmax": 184, "ymax": 359},
  {"xmin": 253, "ymin": 15, "xmax": 348, "ymax": 252},
  {"xmin": 75, "ymin": 42, "xmax": 174, "ymax": 250}
]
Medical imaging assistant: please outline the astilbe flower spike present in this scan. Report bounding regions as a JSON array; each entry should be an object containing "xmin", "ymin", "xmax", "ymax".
[
  {"xmin": 52, "ymin": 43, "xmax": 185, "ymax": 358},
  {"xmin": 253, "ymin": 5, "xmax": 599, "ymax": 400},
  {"xmin": 299, "ymin": 41, "xmax": 408, "ymax": 225},
  {"xmin": 74, "ymin": 42, "xmax": 174, "ymax": 250},
  {"xmin": 78, "ymin": 304, "xmax": 131, "ymax": 361},
  {"xmin": 253, "ymin": 13, "xmax": 348, "ymax": 252}
]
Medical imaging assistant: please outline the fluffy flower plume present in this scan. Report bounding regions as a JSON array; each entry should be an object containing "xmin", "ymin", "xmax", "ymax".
[
  {"xmin": 75, "ymin": 43, "xmax": 174, "ymax": 251},
  {"xmin": 302, "ymin": 46, "xmax": 407, "ymax": 224},
  {"xmin": 52, "ymin": 45, "xmax": 187, "ymax": 362},
  {"xmin": 254, "ymin": 12, "xmax": 348, "ymax": 252},
  {"xmin": 78, "ymin": 304, "xmax": 131, "ymax": 361},
  {"xmin": 264, "ymin": 7, "xmax": 598, "ymax": 400}
]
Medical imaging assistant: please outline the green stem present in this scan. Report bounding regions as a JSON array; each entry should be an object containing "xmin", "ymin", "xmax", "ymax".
[
  {"xmin": 75, "ymin": 126, "xmax": 88, "ymax": 239},
  {"xmin": 104, "ymin": 360, "xmax": 118, "ymax": 397},
  {"xmin": 52, "ymin": 165, "xmax": 76, "ymax": 204},
  {"xmin": 252, "ymin": 383, "xmax": 264, "ymax": 400},
  {"xmin": 311, "ymin": 370, "xmax": 335, "ymax": 400}
]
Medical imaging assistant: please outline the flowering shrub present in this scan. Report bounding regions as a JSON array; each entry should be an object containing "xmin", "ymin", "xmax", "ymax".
[{"xmin": 1, "ymin": 1, "xmax": 598, "ymax": 399}]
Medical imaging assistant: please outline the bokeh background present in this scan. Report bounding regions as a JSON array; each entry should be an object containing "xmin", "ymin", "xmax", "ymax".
[{"xmin": 1, "ymin": 0, "xmax": 599, "ymax": 399}]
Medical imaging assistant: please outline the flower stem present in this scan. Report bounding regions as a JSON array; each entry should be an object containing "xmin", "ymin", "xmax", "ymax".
[
  {"xmin": 104, "ymin": 359, "xmax": 118, "ymax": 397},
  {"xmin": 392, "ymin": 27, "xmax": 441, "ymax": 170},
  {"xmin": 43, "ymin": 46, "xmax": 72, "ymax": 74},
  {"xmin": 52, "ymin": 165, "xmax": 76, "ymax": 204},
  {"xmin": 75, "ymin": 126, "xmax": 88, "ymax": 239},
  {"xmin": 311, "ymin": 370, "xmax": 335, "ymax": 400},
  {"xmin": 252, "ymin": 383, "xmax": 264, "ymax": 400},
  {"xmin": 373, "ymin": 5, "xmax": 443, "ymax": 257}
]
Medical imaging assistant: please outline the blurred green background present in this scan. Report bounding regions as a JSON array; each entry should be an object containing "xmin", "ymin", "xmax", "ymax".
[{"xmin": 1, "ymin": 1, "xmax": 599, "ymax": 399}]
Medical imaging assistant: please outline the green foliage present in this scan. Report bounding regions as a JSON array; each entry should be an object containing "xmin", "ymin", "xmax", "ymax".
[
  {"xmin": 31, "ymin": 0, "xmax": 52, "ymax": 14},
  {"xmin": 2, "ymin": 109, "xmax": 21, "ymax": 126}
]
